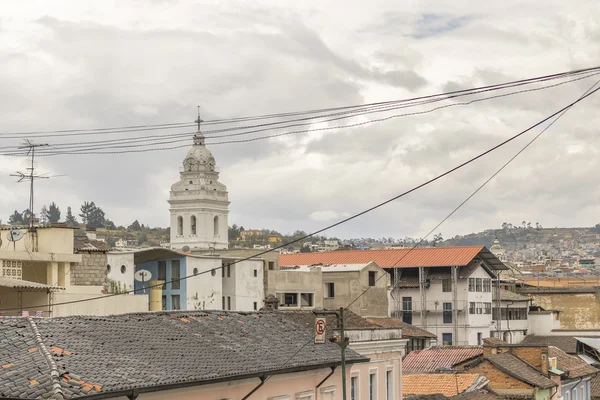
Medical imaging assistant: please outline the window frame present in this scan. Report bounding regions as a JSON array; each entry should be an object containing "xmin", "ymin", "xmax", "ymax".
[
  {"xmin": 442, "ymin": 332, "xmax": 453, "ymax": 346},
  {"xmin": 443, "ymin": 302, "xmax": 452, "ymax": 323},
  {"xmin": 171, "ymin": 260, "xmax": 181, "ymax": 290},
  {"xmin": 442, "ymin": 278, "xmax": 452, "ymax": 292},
  {"xmin": 368, "ymin": 271, "xmax": 376, "ymax": 286},
  {"xmin": 475, "ymin": 278, "xmax": 483, "ymax": 292},
  {"xmin": 171, "ymin": 294, "xmax": 181, "ymax": 310},
  {"xmin": 325, "ymin": 282, "xmax": 335, "ymax": 298}
]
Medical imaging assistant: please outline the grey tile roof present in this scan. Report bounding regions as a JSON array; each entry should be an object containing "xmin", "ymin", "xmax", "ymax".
[
  {"xmin": 365, "ymin": 317, "xmax": 437, "ymax": 338},
  {"xmin": 74, "ymin": 239, "xmax": 111, "ymax": 252},
  {"xmin": 0, "ymin": 311, "xmax": 367, "ymax": 399},
  {"xmin": 492, "ymin": 289, "xmax": 531, "ymax": 302},
  {"xmin": 484, "ymin": 353, "xmax": 556, "ymax": 389},
  {"xmin": 520, "ymin": 335, "xmax": 600, "ymax": 354}
]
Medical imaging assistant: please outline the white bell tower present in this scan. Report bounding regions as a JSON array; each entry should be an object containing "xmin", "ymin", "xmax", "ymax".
[{"xmin": 168, "ymin": 111, "xmax": 229, "ymax": 250}]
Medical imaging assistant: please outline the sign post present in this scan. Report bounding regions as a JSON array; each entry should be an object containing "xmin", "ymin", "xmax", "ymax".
[{"xmin": 315, "ymin": 318, "xmax": 326, "ymax": 344}]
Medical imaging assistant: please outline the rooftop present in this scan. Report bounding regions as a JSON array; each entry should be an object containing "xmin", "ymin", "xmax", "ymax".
[
  {"xmin": 402, "ymin": 374, "xmax": 487, "ymax": 397},
  {"xmin": 519, "ymin": 335, "xmax": 600, "ymax": 354},
  {"xmin": 403, "ymin": 346, "xmax": 483, "ymax": 374},
  {"xmin": 74, "ymin": 238, "xmax": 111, "ymax": 253},
  {"xmin": 280, "ymin": 246, "xmax": 507, "ymax": 270},
  {"xmin": 0, "ymin": 276, "xmax": 64, "ymax": 292},
  {"xmin": 364, "ymin": 317, "xmax": 437, "ymax": 338},
  {"xmin": 548, "ymin": 346, "xmax": 599, "ymax": 379},
  {"xmin": 0, "ymin": 311, "xmax": 366, "ymax": 399},
  {"xmin": 482, "ymin": 352, "xmax": 556, "ymax": 389},
  {"xmin": 280, "ymin": 262, "xmax": 374, "ymax": 272},
  {"xmin": 492, "ymin": 289, "xmax": 531, "ymax": 302}
]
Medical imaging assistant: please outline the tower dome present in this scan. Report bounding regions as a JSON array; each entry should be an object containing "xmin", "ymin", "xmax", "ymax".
[{"xmin": 168, "ymin": 112, "xmax": 229, "ymax": 251}]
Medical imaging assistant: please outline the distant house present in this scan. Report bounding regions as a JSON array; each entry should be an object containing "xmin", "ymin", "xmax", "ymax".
[{"xmin": 239, "ymin": 229, "xmax": 263, "ymax": 240}]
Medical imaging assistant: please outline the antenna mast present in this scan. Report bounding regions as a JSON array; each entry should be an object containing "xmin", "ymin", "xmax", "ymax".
[{"xmin": 10, "ymin": 140, "xmax": 49, "ymax": 230}]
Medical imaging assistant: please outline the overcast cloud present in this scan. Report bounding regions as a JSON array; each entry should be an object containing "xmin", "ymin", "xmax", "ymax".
[{"xmin": 1, "ymin": 0, "xmax": 600, "ymax": 240}]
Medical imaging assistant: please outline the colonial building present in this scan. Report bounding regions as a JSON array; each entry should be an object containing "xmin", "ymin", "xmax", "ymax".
[{"xmin": 168, "ymin": 123, "xmax": 229, "ymax": 251}]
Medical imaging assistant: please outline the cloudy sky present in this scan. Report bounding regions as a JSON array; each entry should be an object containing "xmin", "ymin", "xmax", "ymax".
[{"xmin": 1, "ymin": 0, "xmax": 600, "ymax": 240}]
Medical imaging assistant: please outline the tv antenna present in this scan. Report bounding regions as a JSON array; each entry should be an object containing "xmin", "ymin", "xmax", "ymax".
[{"xmin": 10, "ymin": 140, "xmax": 49, "ymax": 230}]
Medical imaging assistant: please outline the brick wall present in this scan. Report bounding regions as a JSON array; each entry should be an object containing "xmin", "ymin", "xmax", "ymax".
[
  {"xmin": 70, "ymin": 252, "xmax": 108, "ymax": 286},
  {"xmin": 483, "ymin": 345, "xmax": 549, "ymax": 375},
  {"xmin": 466, "ymin": 360, "xmax": 532, "ymax": 390}
]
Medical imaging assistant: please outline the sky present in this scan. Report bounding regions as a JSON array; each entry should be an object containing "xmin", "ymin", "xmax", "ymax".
[{"xmin": 1, "ymin": 0, "xmax": 600, "ymax": 241}]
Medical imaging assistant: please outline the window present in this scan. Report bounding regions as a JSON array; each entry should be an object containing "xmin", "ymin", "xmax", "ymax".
[
  {"xmin": 442, "ymin": 278, "xmax": 452, "ymax": 292},
  {"xmin": 189, "ymin": 215, "xmax": 196, "ymax": 235},
  {"xmin": 565, "ymin": 390, "xmax": 570, "ymax": 400},
  {"xmin": 227, "ymin": 296, "xmax": 231, "ymax": 310},
  {"xmin": 177, "ymin": 216, "xmax": 183, "ymax": 235},
  {"xmin": 193, "ymin": 268, "xmax": 198, "ymax": 276},
  {"xmin": 227, "ymin": 265, "xmax": 231, "ymax": 278},
  {"xmin": 254, "ymin": 269, "xmax": 258, "ymax": 277},
  {"xmin": 222, "ymin": 264, "xmax": 225, "ymax": 277},
  {"xmin": 369, "ymin": 271, "xmax": 376, "ymax": 286},
  {"xmin": 442, "ymin": 333, "xmax": 453, "ymax": 345},
  {"xmin": 189, "ymin": 180, "xmax": 193, "ymax": 184},
  {"xmin": 171, "ymin": 295, "xmax": 181, "ymax": 310},
  {"xmin": 171, "ymin": 260, "xmax": 181, "ymax": 290},
  {"xmin": 211, "ymin": 268, "xmax": 216, "ymax": 276},
  {"xmin": 121, "ymin": 265, "xmax": 126, "ymax": 274},
  {"xmin": 497, "ymin": 308, "xmax": 528, "ymax": 320},
  {"xmin": 369, "ymin": 372, "xmax": 377, "ymax": 400},
  {"xmin": 483, "ymin": 279, "xmax": 491, "ymax": 292},
  {"xmin": 106, "ymin": 264, "xmax": 111, "ymax": 273},
  {"xmin": 301, "ymin": 293, "xmax": 314, "ymax": 307},
  {"xmin": 469, "ymin": 302, "xmax": 475, "ymax": 314},
  {"xmin": 284, "ymin": 293, "xmax": 298, "ymax": 307},
  {"xmin": 407, "ymin": 338, "xmax": 425, "ymax": 352},
  {"xmin": 573, "ymin": 388, "xmax": 577, "ymax": 400},
  {"xmin": 476, "ymin": 302, "xmax": 483, "ymax": 314},
  {"xmin": 402, "ymin": 297, "xmax": 413, "ymax": 324},
  {"xmin": 484, "ymin": 303, "xmax": 492, "ymax": 314},
  {"xmin": 162, "ymin": 295, "xmax": 167, "ymax": 310},
  {"xmin": 477, "ymin": 332, "xmax": 482, "ymax": 345},
  {"xmin": 214, "ymin": 216, "xmax": 219, "ymax": 236},
  {"xmin": 468, "ymin": 278, "xmax": 475, "ymax": 292},
  {"xmin": 386, "ymin": 370, "xmax": 393, "ymax": 400},
  {"xmin": 325, "ymin": 283, "xmax": 335, "ymax": 298},
  {"xmin": 222, "ymin": 296, "xmax": 225, "ymax": 310},
  {"xmin": 253, "ymin": 302, "xmax": 257, "ymax": 310},
  {"xmin": 351, "ymin": 376, "xmax": 358, "ymax": 400},
  {"xmin": 443, "ymin": 302, "xmax": 452, "ymax": 323},
  {"xmin": 158, "ymin": 261, "xmax": 167, "ymax": 290},
  {"xmin": 268, "ymin": 261, "xmax": 275, "ymax": 271},
  {"xmin": 475, "ymin": 278, "xmax": 483, "ymax": 292}
]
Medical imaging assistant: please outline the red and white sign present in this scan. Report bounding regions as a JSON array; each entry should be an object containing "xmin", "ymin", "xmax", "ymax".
[{"xmin": 315, "ymin": 318, "xmax": 327, "ymax": 344}]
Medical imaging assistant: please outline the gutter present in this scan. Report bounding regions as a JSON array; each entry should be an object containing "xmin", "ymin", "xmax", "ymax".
[
  {"xmin": 241, "ymin": 376, "xmax": 267, "ymax": 400},
  {"xmin": 80, "ymin": 360, "xmax": 369, "ymax": 400},
  {"xmin": 316, "ymin": 366, "xmax": 337, "ymax": 400}
]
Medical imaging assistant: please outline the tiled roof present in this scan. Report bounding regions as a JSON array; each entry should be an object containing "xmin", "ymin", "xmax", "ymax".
[
  {"xmin": 402, "ymin": 374, "xmax": 485, "ymax": 397},
  {"xmin": 492, "ymin": 289, "xmax": 531, "ymax": 302},
  {"xmin": 365, "ymin": 318, "xmax": 437, "ymax": 338},
  {"xmin": 484, "ymin": 353, "xmax": 556, "ymax": 389},
  {"xmin": 74, "ymin": 239, "xmax": 111, "ymax": 252},
  {"xmin": 0, "ymin": 311, "xmax": 366, "ymax": 399},
  {"xmin": 403, "ymin": 346, "xmax": 483, "ymax": 374},
  {"xmin": 519, "ymin": 335, "xmax": 600, "ymax": 354},
  {"xmin": 483, "ymin": 338, "xmax": 507, "ymax": 345},
  {"xmin": 548, "ymin": 346, "xmax": 599, "ymax": 378},
  {"xmin": 405, "ymin": 391, "xmax": 532, "ymax": 400},
  {"xmin": 280, "ymin": 246, "xmax": 507, "ymax": 270},
  {"xmin": 591, "ymin": 374, "xmax": 600, "ymax": 399},
  {"xmin": 0, "ymin": 277, "xmax": 64, "ymax": 292},
  {"xmin": 279, "ymin": 309, "xmax": 374, "ymax": 340}
]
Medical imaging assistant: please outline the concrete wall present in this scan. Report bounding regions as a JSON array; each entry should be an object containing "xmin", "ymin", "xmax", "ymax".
[
  {"xmin": 0, "ymin": 288, "xmax": 51, "ymax": 316},
  {"xmin": 267, "ymin": 268, "xmax": 323, "ymax": 309},
  {"xmin": 222, "ymin": 259, "xmax": 263, "ymax": 312},
  {"xmin": 116, "ymin": 358, "xmax": 401, "ymax": 400},
  {"xmin": 528, "ymin": 314, "xmax": 561, "ymax": 335},
  {"xmin": 71, "ymin": 252, "xmax": 108, "ymax": 286},
  {"xmin": 37, "ymin": 227, "xmax": 75, "ymax": 254},
  {"xmin": 323, "ymin": 264, "xmax": 388, "ymax": 317},
  {"xmin": 107, "ymin": 252, "xmax": 135, "ymax": 292},
  {"xmin": 530, "ymin": 292, "xmax": 600, "ymax": 329},
  {"xmin": 52, "ymin": 291, "xmax": 148, "ymax": 316},
  {"xmin": 185, "ymin": 257, "xmax": 222, "ymax": 311}
]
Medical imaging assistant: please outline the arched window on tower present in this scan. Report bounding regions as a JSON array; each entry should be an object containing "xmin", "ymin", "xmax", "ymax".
[
  {"xmin": 191, "ymin": 215, "xmax": 197, "ymax": 235},
  {"xmin": 177, "ymin": 216, "xmax": 183, "ymax": 236},
  {"xmin": 214, "ymin": 216, "xmax": 219, "ymax": 236}
]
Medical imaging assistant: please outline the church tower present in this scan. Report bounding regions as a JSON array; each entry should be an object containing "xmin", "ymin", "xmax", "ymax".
[{"xmin": 168, "ymin": 112, "xmax": 229, "ymax": 250}]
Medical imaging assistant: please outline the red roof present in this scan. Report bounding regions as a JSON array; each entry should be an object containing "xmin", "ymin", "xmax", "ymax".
[
  {"xmin": 402, "ymin": 346, "xmax": 484, "ymax": 374},
  {"xmin": 281, "ymin": 246, "xmax": 504, "ymax": 269}
]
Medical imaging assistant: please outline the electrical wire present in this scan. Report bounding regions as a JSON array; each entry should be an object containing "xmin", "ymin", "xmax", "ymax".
[
  {"xmin": 2, "ymin": 70, "xmax": 597, "ymax": 157},
  {"xmin": 0, "ymin": 65, "xmax": 598, "ymax": 140},
  {"xmin": 1, "ymin": 84, "xmax": 598, "ymax": 312}
]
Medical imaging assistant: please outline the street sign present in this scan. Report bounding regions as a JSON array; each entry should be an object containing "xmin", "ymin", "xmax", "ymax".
[{"xmin": 315, "ymin": 317, "xmax": 326, "ymax": 344}]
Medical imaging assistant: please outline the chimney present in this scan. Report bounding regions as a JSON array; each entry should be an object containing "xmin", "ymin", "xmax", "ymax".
[
  {"xmin": 264, "ymin": 294, "xmax": 279, "ymax": 310},
  {"xmin": 148, "ymin": 280, "xmax": 165, "ymax": 312},
  {"xmin": 85, "ymin": 227, "xmax": 97, "ymax": 241},
  {"xmin": 513, "ymin": 346, "xmax": 549, "ymax": 375}
]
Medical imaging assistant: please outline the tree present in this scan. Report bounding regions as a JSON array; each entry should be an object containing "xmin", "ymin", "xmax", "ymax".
[
  {"xmin": 80, "ymin": 201, "xmax": 106, "ymax": 228},
  {"xmin": 522, "ymin": 221, "xmax": 527, "ymax": 229},
  {"xmin": 433, "ymin": 233, "xmax": 444, "ymax": 247},
  {"xmin": 228, "ymin": 224, "xmax": 241, "ymax": 240},
  {"xmin": 527, "ymin": 222, "xmax": 532, "ymax": 229},
  {"xmin": 22, "ymin": 209, "xmax": 33, "ymax": 225},
  {"xmin": 128, "ymin": 220, "xmax": 142, "ymax": 231},
  {"xmin": 65, "ymin": 206, "xmax": 78, "ymax": 227},
  {"xmin": 47, "ymin": 202, "xmax": 61, "ymax": 223},
  {"xmin": 40, "ymin": 206, "xmax": 49, "ymax": 225},
  {"xmin": 8, "ymin": 210, "xmax": 23, "ymax": 225},
  {"xmin": 300, "ymin": 245, "xmax": 312, "ymax": 253},
  {"xmin": 104, "ymin": 219, "xmax": 117, "ymax": 230},
  {"xmin": 502, "ymin": 222, "xmax": 508, "ymax": 230}
]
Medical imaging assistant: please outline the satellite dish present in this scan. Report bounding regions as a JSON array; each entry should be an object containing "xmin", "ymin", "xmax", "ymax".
[
  {"xmin": 7, "ymin": 229, "xmax": 24, "ymax": 242},
  {"xmin": 134, "ymin": 269, "xmax": 152, "ymax": 282},
  {"xmin": 182, "ymin": 245, "xmax": 190, "ymax": 252}
]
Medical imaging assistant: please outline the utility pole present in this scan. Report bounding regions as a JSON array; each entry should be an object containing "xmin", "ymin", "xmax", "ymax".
[
  {"xmin": 314, "ymin": 308, "xmax": 347, "ymax": 400},
  {"xmin": 11, "ymin": 140, "xmax": 49, "ymax": 230}
]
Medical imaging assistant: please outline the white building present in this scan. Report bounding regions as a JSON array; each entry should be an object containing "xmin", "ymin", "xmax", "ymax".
[
  {"xmin": 491, "ymin": 288, "xmax": 531, "ymax": 344},
  {"xmin": 168, "ymin": 123, "xmax": 229, "ymax": 251},
  {"xmin": 106, "ymin": 250, "xmax": 136, "ymax": 293}
]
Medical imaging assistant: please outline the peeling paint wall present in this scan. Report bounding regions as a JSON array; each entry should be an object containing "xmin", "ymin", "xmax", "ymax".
[{"xmin": 531, "ymin": 293, "xmax": 600, "ymax": 329}]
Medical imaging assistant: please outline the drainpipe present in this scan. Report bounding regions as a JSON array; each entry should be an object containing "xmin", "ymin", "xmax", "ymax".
[
  {"xmin": 505, "ymin": 300, "xmax": 514, "ymax": 343},
  {"xmin": 316, "ymin": 367, "xmax": 336, "ymax": 400},
  {"xmin": 241, "ymin": 376, "xmax": 267, "ymax": 400}
]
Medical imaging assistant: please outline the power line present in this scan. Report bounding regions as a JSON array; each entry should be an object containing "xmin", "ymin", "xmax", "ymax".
[
  {"xmin": 2, "ymin": 69, "xmax": 598, "ymax": 157},
  {"xmin": 1, "ymin": 83, "xmax": 598, "ymax": 312},
  {"xmin": 0, "ymin": 65, "xmax": 598, "ymax": 140}
]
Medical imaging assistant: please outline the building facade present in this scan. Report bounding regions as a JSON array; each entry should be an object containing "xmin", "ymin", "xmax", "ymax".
[{"xmin": 168, "ymin": 126, "xmax": 229, "ymax": 251}]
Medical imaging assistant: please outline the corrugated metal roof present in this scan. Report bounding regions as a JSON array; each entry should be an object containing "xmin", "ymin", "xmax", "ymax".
[
  {"xmin": 281, "ymin": 246, "xmax": 507, "ymax": 270},
  {"xmin": 0, "ymin": 277, "xmax": 64, "ymax": 292},
  {"xmin": 402, "ymin": 346, "xmax": 484, "ymax": 374},
  {"xmin": 280, "ymin": 263, "xmax": 373, "ymax": 272}
]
